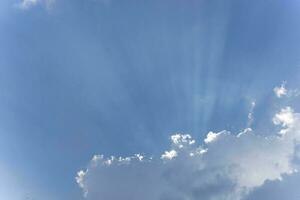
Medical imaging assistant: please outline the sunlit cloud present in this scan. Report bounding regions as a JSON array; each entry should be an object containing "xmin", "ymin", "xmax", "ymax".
[
  {"xmin": 274, "ymin": 82, "xmax": 300, "ymax": 98},
  {"xmin": 274, "ymin": 81, "xmax": 287, "ymax": 98},
  {"xmin": 76, "ymin": 105, "xmax": 300, "ymax": 200}
]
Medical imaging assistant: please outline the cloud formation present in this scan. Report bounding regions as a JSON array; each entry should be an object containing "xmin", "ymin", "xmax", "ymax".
[
  {"xmin": 76, "ymin": 106, "xmax": 300, "ymax": 200},
  {"xmin": 274, "ymin": 82, "xmax": 299, "ymax": 98},
  {"xmin": 247, "ymin": 101, "xmax": 256, "ymax": 127},
  {"xmin": 274, "ymin": 82, "xmax": 288, "ymax": 98},
  {"xmin": 16, "ymin": 0, "xmax": 55, "ymax": 10}
]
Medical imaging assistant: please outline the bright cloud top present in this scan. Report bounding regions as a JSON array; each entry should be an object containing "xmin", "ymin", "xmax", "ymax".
[
  {"xmin": 76, "ymin": 105, "xmax": 300, "ymax": 200},
  {"xmin": 273, "ymin": 107, "xmax": 295, "ymax": 128}
]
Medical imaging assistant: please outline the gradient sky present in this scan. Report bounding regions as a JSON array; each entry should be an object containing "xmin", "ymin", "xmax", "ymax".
[{"xmin": 1, "ymin": 0, "xmax": 300, "ymax": 200}]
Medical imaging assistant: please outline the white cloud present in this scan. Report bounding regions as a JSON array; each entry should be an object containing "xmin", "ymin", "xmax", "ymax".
[
  {"xmin": 274, "ymin": 81, "xmax": 300, "ymax": 98},
  {"xmin": 204, "ymin": 131, "xmax": 224, "ymax": 143},
  {"xmin": 171, "ymin": 134, "xmax": 195, "ymax": 147},
  {"xmin": 274, "ymin": 82, "xmax": 287, "ymax": 98},
  {"xmin": 76, "ymin": 170, "xmax": 86, "ymax": 188},
  {"xmin": 161, "ymin": 150, "xmax": 177, "ymax": 160},
  {"xmin": 76, "ymin": 107, "xmax": 300, "ymax": 200},
  {"xmin": 273, "ymin": 107, "xmax": 295, "ymax": 128}
]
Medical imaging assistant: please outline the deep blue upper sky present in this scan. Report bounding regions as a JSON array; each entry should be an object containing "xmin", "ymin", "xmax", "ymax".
[{"xmin": 1, "ymin": 0, "xmax": 300, "ymax": 199}]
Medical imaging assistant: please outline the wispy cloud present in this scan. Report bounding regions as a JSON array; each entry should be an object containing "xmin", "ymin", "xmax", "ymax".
[
  {"xmin": 17, "ymin": 0, "xmax": 39, "ymax": 9},
  {"xmin": 247, "ymin": 101, "xmax": 256, "ymax": 128},
  {"xmin": 15, "ymin": 0, "xmax": 55, "ymax": 10}
]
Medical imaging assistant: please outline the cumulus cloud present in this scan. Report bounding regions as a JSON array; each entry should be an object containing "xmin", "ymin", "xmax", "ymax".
[
  {"xmin": 273, "ymin": 107, "xmax": 295, "ymax": 128},
  {"xmin": 15, "ymin": 0, "xmax": 55, "ymax": 10},
  {"xmin": 161, "ymin": 149, "xmax": 178, "ymax": 160},
  {"xmin": 274, "ymin": 81, "xmax": 300, "ymax": 98},
  {"xmin": 274, "ymin": 82, "xmax": 287, "ymax": 98},
  {"xmin": 76, "ymin": 107, "xmax": 300, "ymax": 200}
]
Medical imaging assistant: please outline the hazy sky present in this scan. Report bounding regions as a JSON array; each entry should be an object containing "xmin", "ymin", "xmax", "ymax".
[{"xmin": 1, "ymin": 0, "xmax": 300, "ymax": 200}]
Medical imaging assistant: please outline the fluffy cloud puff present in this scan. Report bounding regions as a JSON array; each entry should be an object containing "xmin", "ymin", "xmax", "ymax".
[
  {"xmin": 274, "ymin": 82, "xmax": 288, "ymax": 98},
  {"xmin": 76, "ymin": 107, "xmax": 300, "ymax": 200},
  {"xmin": 273, "ymin": 82, "xmax": 300, "ymax": 98}
]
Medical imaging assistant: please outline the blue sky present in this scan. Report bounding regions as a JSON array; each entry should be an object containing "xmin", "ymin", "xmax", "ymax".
[{"xmin": 1, "ymin": 0, "xmax": 300, "ymax": 199}]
